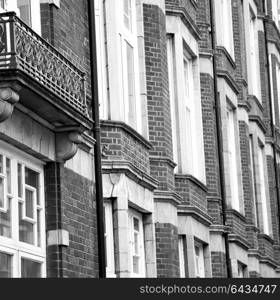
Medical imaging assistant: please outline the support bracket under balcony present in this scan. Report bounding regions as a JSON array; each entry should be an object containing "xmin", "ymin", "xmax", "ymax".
[
  {"xmin": 55, "ymin": 128, "xmax": 84, "ymax": 162},
  {"xmin": 0, "ymin": 84, "xmax": 20, "ymax": 123}
]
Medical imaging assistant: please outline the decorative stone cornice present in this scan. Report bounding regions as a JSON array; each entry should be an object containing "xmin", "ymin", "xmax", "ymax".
[
  {"xmin": 55, "ymin": 128, "xmax": 83, "ymax": 162},
  {"xmin": 0, "ymin": 86, "xmax": 20, "ymax": 123}
]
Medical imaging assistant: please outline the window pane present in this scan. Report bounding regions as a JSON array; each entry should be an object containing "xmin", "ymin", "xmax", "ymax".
[
  {"xmin": 0, "ymin": 177, "xmax": 4, "ymax": 208},
  {"xmin": 0, "ymin": 155, "xmax": 3, "ymax": 173},
  {"xmin": 0, "ymin": 198, "xmax": 11, "ymax": 238},
  {"xmin": 37, "ymin": 210, "xmax": 41, "ymax": 247},
  {"xmin": 0, "ymin": 252, "xmax": 12, "ymax": 278},
  {"xmin": 0, "ymin": 0, "xmax": 5, "ymax": 10},
  {"xmin": 25, "ymin": 189, "xmax": 34, "ymax": 219},
  {"xmin": 17, "ymin": 0, "xmax": 31, "ymax": 26},
  {"xmin": 133, "ymin": 218, "xmax": 139, "ymax": 231},
  {"xmin": 123, "ymin": 0, "xmax": 132, "ymax": 31},
  {"xmin": 25, "ymin": 167, "xmax": 39, "ymax": 205},
  {"xmin": 19, "ymin": 203, "xmax": 34, "ymax": 245},
  {"xmin": 21, "ymin": 258, "xmax": 41, "ymax": 278},
  {"xmin": 6, "ymin": 158, "xmax": 11, "ymax": 195},
  {"xmin": 18, "ymin": 164, "xmax": 23, "ymax": 198},
  {"xmin": 126, "ymin": 42, "xmax": 136, "ymax": 127},
  {"xmin": 133, "ymin": 256, "xmax": 139, "ymax": 274}
]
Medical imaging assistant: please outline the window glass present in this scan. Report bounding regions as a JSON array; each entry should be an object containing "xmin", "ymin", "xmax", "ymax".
[
  {"xmin": 21, "ymin": 258, "xmax": 41, "ymax": 278},
  {"xmin": 129, "ymin": 211, "xmax": 145, "ymax": 277},
  {"xmin": 126, "ymin": 42, "xmax": 136, "ymax": 128},
  {"xmin": 0, "ymin": 252, "xmax": 12, "ymax": 278},
  {"xmin": 178, "ymin": 236, "xmax": 186, "ymax": 278},
  {"xmin": 227, "ymin": 107, "xmax": 240, "ymax": 211},
  {"xmin": 123, "ymin": 0, "xmax": 132, "ymax": 31},
  {"xmin": 17, "ymin": 0, "xmax": 31, "ymax": 27},
  {"xmin": 258, "ymin": 145, "xmax": 270, "ymax": 235},
  {"xmin": 0, "ymin": 177, "xmax": 4, "ymax": 209},
  {"xmin": 0, "ymin": 198, "xmax": 11, "ymax": 238},
  {"xmin": 0, "ymin": 145, "xmax": 45, "ymax": 278},
  {"xmin": 194, "ymin": 242, "xmax": 205, "ymax": 278}
]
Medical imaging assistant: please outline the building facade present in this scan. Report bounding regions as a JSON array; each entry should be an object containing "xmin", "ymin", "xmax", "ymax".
[
  {"xmin": 96, "ymin": 0, "xmax": 280, "ymax": 278},
  {"xmin": 0, "ymin": 0, "xmax": 98, "ymax": 278},
  {"xmin": 1, "ymin": 0, "xmax": 280, "ymax": 279}
]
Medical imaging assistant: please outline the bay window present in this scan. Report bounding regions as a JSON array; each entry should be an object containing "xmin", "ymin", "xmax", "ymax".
[
  {"xmin": 0, "ymin": 143, "xmax": 46, "ymax": 278},
  {"xmin": 129, "ymin": 210, "xmax": 145, "ymax": 277},
  {"xmin": 214, "ymin": 0, "xmax": 235, "ymax": 58},
  {"xmin": 0, "ymin": 0, "xmax": 41, "ymax": 34}
]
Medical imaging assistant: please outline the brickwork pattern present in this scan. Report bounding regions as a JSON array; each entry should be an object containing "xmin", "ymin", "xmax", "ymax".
[{"xmin": 155, "ymin": 223, "xmax": 180, "ymax": 278}]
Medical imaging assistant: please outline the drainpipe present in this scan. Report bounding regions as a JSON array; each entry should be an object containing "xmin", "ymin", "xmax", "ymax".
[
  {"xmin": 88, "ymin": 0, "xmax": 106, "ymax": 278},
  {"xmin": 209, "ymin": 0, "xmax": 233, "ymax": 278},
  {"xmin": 263, "ymin": 0, "xmax": 280, "ymax": 244}
]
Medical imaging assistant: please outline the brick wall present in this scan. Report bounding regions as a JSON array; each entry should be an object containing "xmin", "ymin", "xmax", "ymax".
[
  {"xmin": 211, "ymin": 252, "xmax": 227, "ymax": 278},
  {"xmin": 155, "ymin": 223, "xmax": 180, "ymax": 278},
  {"xmin": 101, "ymin": 121, "xmax": 151, "ymax": 175},
  {"xmin": 175, "ymin": 175, "xmax": 208, "ymax": 212},
  {"xmin": 45, "ymin": 163, "xmax": 98, "ymax": 278},
  {"xmin": 165, "ymin": 0, "xmax": 197, "ymax": 24}
]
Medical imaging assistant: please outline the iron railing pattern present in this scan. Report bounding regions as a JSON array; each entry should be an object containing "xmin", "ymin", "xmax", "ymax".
[{"xmin": 0, "ymin": 12, "xmax": 88, "ymax": 116}]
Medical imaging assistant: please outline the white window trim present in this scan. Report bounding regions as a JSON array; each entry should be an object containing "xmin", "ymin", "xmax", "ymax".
[
  {"xmin": 249, "ymin": 135, "xmax": 258, "ymax": 226},
  {"xmin": 194, "ymin": 241, "xmax": 205, "ymax": 278},
  {"xmin": 95, "ymin": 0, "xmax": 109, "ymax": 120},
  {"xmin": 214, "ymin": 0, "xmax": 235, "ymax": 59},
  {"xmin": 243, "ymin": 1, "xmax": 262, "ymax": 101},
  {"xmin": 104, "ymin": 200, "xmax": 116, "ymax": 278},
  {"xmin": 249, "ymin": 128, "xmax": 272, "ymax": 236},
  {"xmin": 105, "ymin": 0, "xmax": 143, "ymax": 135},
  {"xmin": 226, "ymin": 103, "xmax": 241, "ymax": 212},
  {"xmin": 128, "ymin": 209, "xmax": 146, "ymax": 278},
  {"xmin": 0, "ymin": 141, "xmax": 46, "ymax": 278},
  {"xmin": 257, "ymin": 142, "xmax": 271, "ymax": 236},
  {"xmin": 2, "ymin": 0, "xmax": 41, "ymax": 34},
  {"xmin": 166, "ymin": 16, "xmax": 206, "ymax": 183},
  {"xmin": 271, "ymin": 0, "xmax": 280, "ymax": 28},
  {"xmin": 178, "ymin": 235, "xmax": 186, "ymax": 278}
]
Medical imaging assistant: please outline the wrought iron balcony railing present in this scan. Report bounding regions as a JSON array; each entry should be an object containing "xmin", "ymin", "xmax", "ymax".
[{"xmin": 0, "ymin": 12, "xmax": 88, "ymax": 117}]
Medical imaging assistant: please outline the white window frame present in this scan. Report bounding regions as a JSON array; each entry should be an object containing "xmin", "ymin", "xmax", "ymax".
[
  {"xmin": 1, "ymin": 0, "xmax": 41, "ymax": 34},
  {"xmin": 178, "ymin": 235, "xmax": 186, "ymax": 278},
  {"xmin": 214, "ymin": 0, "xmax": 235, "ymax": 59},
  {"xmin": 257, "ymin": 142, "xmax": 271, "ymax": 236},
  {"xmin": 166, "ymin": 21, "xmax": 206, "ymax": 183},
  {"xmin": 167, "ymin": 34, "xmax": 179, "ymax": 172},
  {"xmin": 243, "ymin": 2, "xmax": 261, "ymax": 101},
  {"xmin": 269, "ymin": 54, "xmax": 276, "ymax": 124},
  {"xmin": 237, "ymin": 261, "xmax": 247, "ymax": 278},
  {"xmin": 276, "ymin": 62, "xmax": 280, "ymax": 124},
  {"xmin": 0, "ymin": 142, "xmax": 46, "ymax": 278},
  {"xmin": 249, "ymin": 135, "xmax": 258, "ymax": 226},
  {"xmin": 104, "ymin": 200, "xmax": 116, "ymax": 278},
  {"xmin": 194, "ymin": 241, "xmax": 205, "ymax": 278},
  {"xmin": 95, "ymin": 0, "xmax": 109, "ymax": 120},
  {"xmin": 226, "ymin": 104, "xmax": 241, "ymax": 212},
  {"xmin": 271, "ymin": 0, "xmax": 280, "ymax": 28},
  {"xmin": 105, "ymin": 0, "xmax": 143, "ymax": 134},
  {"xmin": 128, "ymin": 209, "xmax": 145, "ymax": 278}
]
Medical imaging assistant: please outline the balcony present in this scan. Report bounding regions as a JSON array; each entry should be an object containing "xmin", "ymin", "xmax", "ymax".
[{"xmin": 0, "ymin": 12, "xmax": 92, "ymax": 131}]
